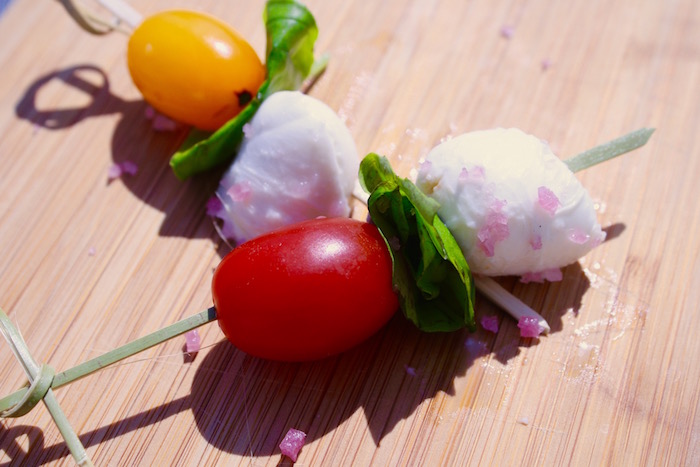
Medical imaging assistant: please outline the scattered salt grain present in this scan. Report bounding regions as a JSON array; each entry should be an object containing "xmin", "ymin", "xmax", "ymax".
[
  {"xmin": 529, "ymin": 234, "xmax": 543, "ymax": 251},
  {"xmin": 404, "ymin": 365, "xmax": 417, "ymax": 376},
  {"xmin": 87, "ymin": 247, "xmax": 96, "ymax": 256},
  {"xmin": 541, "ymin": 58, "xmax": 552, "ymax": 71},
  {"xmin": 500, "ymin": 25, "xmax": 514, "ymax": 39},
  {"xmin": 481, "ymin": 315, "xmax": 499, "ymax": 333},
  {"xmin": 520, "ymin": 268, "xmax": 563, "ymax": 283},
  {"xmin": 419, "ymin": 159, "xmax": 432, "ymax": 174},
  {"xmin": 227, "ymin": 181, "xmax": 253, "ymax": 203},
  {"xmin": 279, "ymin": 428, "xmax": 306, "ymax": 462},
  {"xmin": 107, "ymin": 164, "xmax": 122, "ymax": 181},
  {"xmin": 477, "ymin": 200, "xmax": 509, "ymax": 257},
  {"xmin": 242, "ymin": 123, "xmax": 254, "ymax": 138},
  {"xmin": 206, "ymin": 196, "xmax": 223, "ymax": 217},
  {"xmin": 145, "ymin": 105, "xmax": 179, "ymax": 131},
  {"xmin": 537, "ymin": 186, "xmax": 560, "ymax": 216},
  {"xmin": 107, "ymin": 161, "xmax": 139, "ymax": 181},
  {"xmin": 567, "ymin": 228, "xmax": 590, "ymax": 244},
  {"xmin": 120, "ymin": 161, "xmax": 138, "ymax": 176},
  {"xmin": 518, "ymin": 316, "xmax": 544, "ymax": 338},
  {"xmin": 185, "ymin": 330, "xmax": 201, "ymax": 353},
  {"xmin": 144, "ymin": 106, "xmax": 156, "ymax": 120},
  {"xmin": 152, "ymin": 114, "xmax": 179, "ymax": 132},
  {"xmin": 517, "ymin": 416, "xmax": 530, "ymax": 426}
]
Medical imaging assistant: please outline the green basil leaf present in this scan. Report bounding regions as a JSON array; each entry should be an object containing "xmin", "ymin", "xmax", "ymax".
[
  {"xmin": 263, "ymin": 0, "xmax": 318, "ymax": 95},
  {"xmin": 170, "ymin": 0, "xmax": 321, "ymax": 180},
  {"xmin": 359, "ymin": 153, "xmax": 476, "ymax": 332}
]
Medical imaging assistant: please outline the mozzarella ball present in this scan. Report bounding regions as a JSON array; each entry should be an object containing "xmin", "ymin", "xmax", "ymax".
[
  {"xmin": 415, "ymin": 128, "xmax": 605, "ymax": 277},
  {"xmin": 213, "ymin": 91, "xmax": 359, "ymax": 243}
]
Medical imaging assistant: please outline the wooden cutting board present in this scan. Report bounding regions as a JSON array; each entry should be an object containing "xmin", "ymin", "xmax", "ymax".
[{"xmin": 1, "ymin": 0, "xmax": 699, "ymax": 465}]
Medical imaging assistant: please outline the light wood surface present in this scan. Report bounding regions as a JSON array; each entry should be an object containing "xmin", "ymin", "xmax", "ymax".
[{"xmin": 1, "ymin": 0, "xmax": 699, "ymax": 465}]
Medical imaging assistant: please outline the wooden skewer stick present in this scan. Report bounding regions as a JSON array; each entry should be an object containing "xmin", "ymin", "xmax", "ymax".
[
  {"xmin": 474, "ymin": 275, "xmax": 550, "ymax": 333},
  {"xmin": 57, "ymin": 0, "xmax": 142, "ymax": 34}
]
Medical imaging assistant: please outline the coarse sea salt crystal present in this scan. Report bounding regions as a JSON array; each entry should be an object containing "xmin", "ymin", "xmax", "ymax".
[
  {"xmin": 120, "ymin": 161, "xmax": 138, "ymax": 176},
  {"xmin": 500, "ymin": 25, "xmax": 514, "ymax": 39},
  {"xmin": 537, "ymin": 186, "xmax": 560, "ymax": 216},
  {"xmin": 227, "ymin": 181, "xmax": 253, "ymax": 203},
  {"xmin": 185, "ymin": 329, "xmax": 201, "ymax": 353},
  {"xmin": 520, "ymin": 268, "xmax": 563, "ymax": 283},
  {"xmin": 568, "ymin": 228, "xmax": 590, "ymax": 244},
  {"xmin": 107, "ymin": 161, "xmax": 139, "ymax": 181},
  {"xmin": 481, "ymin": 315, "xmax": 499, "ymax": 333},
  {"xmin": 107, "ymin": 164, "xmax": 122, "ymax": 181},
  {"xmin": 518, "ymin": 316, "xmax": 544, "ymax": 338},
  {"xmin": 529, "ymin": 234, "xmax": 543, "ymax": 251},
  {"xmin": 279, "ymin": 428, "xmax": 307, "ymax": 462},
  {"xmin": 206, "ymin": 196, "xmax": 223, "ymax": 217},
  {"xmin": 152, "ymin": 114, "xmax": 179, "ymax": 132},
  {"xmin": 477, "ymin": 200, "xmax": 509, "ymax": 257}
]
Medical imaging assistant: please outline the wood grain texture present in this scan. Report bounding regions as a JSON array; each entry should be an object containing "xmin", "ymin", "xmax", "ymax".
[{"xmin": 1, "ymin": 0, "xmax": 699, "ymax": 465}]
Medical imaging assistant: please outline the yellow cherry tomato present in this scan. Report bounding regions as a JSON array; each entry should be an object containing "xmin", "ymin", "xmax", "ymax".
[{"xmin": 127, "ymin": 10, "xmax": 266, "ymax": 131}]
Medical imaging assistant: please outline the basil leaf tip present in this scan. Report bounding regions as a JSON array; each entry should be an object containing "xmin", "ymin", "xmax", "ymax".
[{"xmin": 360, "ymin": 153, "xmax": 476, "ymax": 333}]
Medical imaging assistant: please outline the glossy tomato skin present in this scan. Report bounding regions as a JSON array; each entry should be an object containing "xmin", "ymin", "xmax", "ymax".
[
  {"xmin": 127, "ymin": 10, "xmax": 265, "ymax": 131},
  {"xmin": 212, "ymin": 218, "xmax": 399, "ymax": 362}
]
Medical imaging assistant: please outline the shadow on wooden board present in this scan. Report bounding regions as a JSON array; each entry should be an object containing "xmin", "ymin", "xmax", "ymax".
[
  {"xmin": 5, "ymin": 64, "xmax": 608, "ymax": 466},
  {"xmin": 0, "ymin": 266, "xmax": 589, "ymax": 465},
  {"xmin": 14, "ymin": 64, "xmax": 222, "ymax": 240}
]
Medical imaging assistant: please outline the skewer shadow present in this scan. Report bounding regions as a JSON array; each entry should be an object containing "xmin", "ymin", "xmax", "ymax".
[
  {"xmin": 0, "ymin": 309, "xmax": 553, "ymax": 464},
  {"xmin": 14, "ymin": 64, "xmax": 221, "ymax": 240}
]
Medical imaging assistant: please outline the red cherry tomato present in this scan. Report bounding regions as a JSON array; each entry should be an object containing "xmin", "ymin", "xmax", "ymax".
[
  {"xmin": 127, "ymin": 10, "xmax": 266, "ymax": 131},
  {"xmin": 212, "ymin": 217, "xmax": 399, "ymax": 361}
]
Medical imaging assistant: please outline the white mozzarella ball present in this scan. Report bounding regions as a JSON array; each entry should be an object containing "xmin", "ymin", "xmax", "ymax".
[
  {"xmin": 415, "ymin": 128, "xmax": 605, "ymax": 277},
  {"xmin": 213, "ymin": 91, "xmax": 359, "ymax": 243}
]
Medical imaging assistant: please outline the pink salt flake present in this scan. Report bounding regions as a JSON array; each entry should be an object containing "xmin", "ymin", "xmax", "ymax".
[
  {"xmin": 481, "ymin": 315, "xmax": 499, "ymax": 333},
  {"xmin": 107, "ymin": 161, "xmax": 139, "ymax": 181},
  {"xmin": 567, "ymin": 228, "xmax": 590, "ymax": 244},
  {"xmin": 227, "ymin": 181, "xmax": 252, "ymax": 203},
  {"xmin": 279, "ymin": 428, "xmax": 307, "ymax": 462},
  {"xmin": 542, "ymin": 268, "xmax": 563, "ymax": 281},
  {"xmin": 537, "ymin": 186, "xmax": 560, "ymax": 216},
  {"xmin": 120, "ymin": 161, "xmax": 138, "ymax": 175},
  {"xmin": 529, "ymin": 234, "xmax": 543, "ymax": 250},
  {"xmin": 541, "ymin": 58, "xmax": 552, "ymax": 71},
  {"xmin": 107, "ymin": 164, "xmax": 123, "ymax": 181},
  {"xmin": 144, "ymin": 106, "xmax": 156, "ymax": 120},
  {"xmin": 500, "ymin": 25, "xmax": 515, "ymax": 39},
  {"xmin": 206, "ymin": 196, "xmax": 223, "ymax": 217},
  {"xmin": 591, "ymin": 230, "xmax": 606, "ymax": 247},
  {"xmin": 458, "ymin": 167, "xmax": 470, "ymax": 182},
  {"xmin": 152, "ymin": 114, "xmax": 179, "ymax": 132},
  {"xmin": 477, "ymin": 202, "xmax": 509, "ymax": 257},
  {"xmin": 470, "ymin": 165, "xmax": 485, "ymax": 180},
  {"xmin": 458, "ymin": 165, "xmax": 485, "ymax": 184},
  {"xmin": 518, "ymin": 316, "xmax": 544, "ymax": 338},
  {"xmin": 418, "ymin": 159, "xmax": 432, "ymax": 174},
  {"xmin": 87, "ymin": 247, "xmax": 96, "ymax": 256},
  {"xmin": 520, "ymin": 268, "xmax": 562, "ymax": 284},
  {"xmin": 404, "ymin": 365, "xmax": 417, "ymax": 376},
  {"xmin": 184, "ymin": 330, "xmax": 201, "ymax": 353}
]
